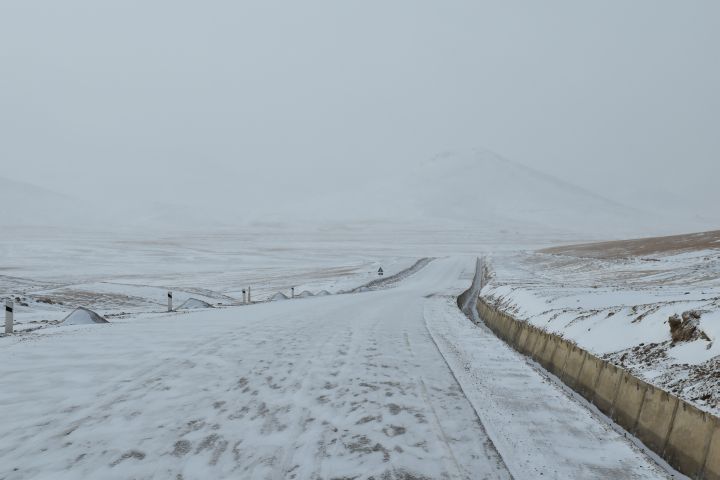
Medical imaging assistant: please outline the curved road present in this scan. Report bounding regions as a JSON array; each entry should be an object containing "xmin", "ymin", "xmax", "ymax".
[{"xmin": 0, "ymin": 257, "xmax": 671, "ymax": 479}]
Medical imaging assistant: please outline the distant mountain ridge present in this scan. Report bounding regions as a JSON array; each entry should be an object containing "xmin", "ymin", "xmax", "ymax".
[
  {"xmin": 279, "ymin": 148, "xmax": 663, "ymax": 238},
  {"xmin": 0, "ymin": 149, "xmax": 711, "ymax": 238},
  {"xmin": 405, "ymin": 149, "xmax": 649, "ymax": 234}
]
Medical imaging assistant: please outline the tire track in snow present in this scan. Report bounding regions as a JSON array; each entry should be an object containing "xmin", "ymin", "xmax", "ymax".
[
  {"xmin": 403, "ymin": 331, "xmax": 465, "ymax": 479},
  {"xmin": 418, "ymin": 312, "xmax": 514, "ymax": 479}
]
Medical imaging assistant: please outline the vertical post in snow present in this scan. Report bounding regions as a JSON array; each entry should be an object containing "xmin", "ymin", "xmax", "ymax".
[
  {"xmin": 291, "ymin": 287, "xmax": 295, "ymax": 299},
  {"xmin": 248, "ymin": 287, "xmax": 251, "ymax": 304},
  {"xmin": 167, "ymin": 291, "xmax": 173, "ymax": 312},
  {"xmin": 242, "ymin": 289, "xmax": 247, "ymax": 304},
  {"xmin": 5, "ymin": 299, "xmax": 13, "ymax": 334}
]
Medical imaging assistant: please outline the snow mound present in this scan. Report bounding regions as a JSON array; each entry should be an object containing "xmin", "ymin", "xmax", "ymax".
[
  {"xmin": 177, "ymin": 298, "xmax": 214, "ymax": 310},
  {"xmin": 297, "ymin": 291, "xmax": 314, "ymax": 298},
  {"xmin": 270, "ymin": 292, "xmax": 289, "ymax": 301},
  {"xmin": 61, "ymin": 307, "xmax": 109, "ymax": 325},
  {"xmin": 315, "ymin": 290, "xmax": 331, "ymax": 296}
]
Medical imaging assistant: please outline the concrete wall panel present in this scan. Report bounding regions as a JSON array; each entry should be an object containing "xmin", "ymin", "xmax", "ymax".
[
  {"xmin": 560, "ymin": 345, "xmax": 586, "ymax": 388},
  {"xmin": 525, "ymin": 326, "xmax": 542, "ymax": 356},
  {"xmin": 516, "ymin": 324, "xmax": 530, "ymax": 353},
  {"xmin": 538, "ymin": 335, "xmax": 558, "ymax": 369},
  {"xmin": 702, "ymin": 420, "xmax": 720, "ymax": 480},
  {"xmin": 635, "ymin": 386, "xmax": 678, "ymax": 455},
  {"xmin": 506, "ymin": 318, "xmax": 520, "ymax": 343},
  {"xmin": 665, "ymin": 402, "xmax": 714, "ymax": 478},
  {"xmin": 575, "ymin": 353, "xmax": 603, "ymax": 402},
  {"xmin": 592, "ymin": 362, "xmax": 623, "ymax": 415},
  {"xmin": 611, "ymin": 373, "xmax": 648, "ymax": 432},
  {"xmin": 548, "ymin": 339, "xmax": 570, "ymax": 376}
]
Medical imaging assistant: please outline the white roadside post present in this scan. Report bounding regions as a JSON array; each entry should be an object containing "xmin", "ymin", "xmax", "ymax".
[
  {"xmin": 5, "ymin": 299, "xmax": 13, "ymax": 334},
  {"xmin": 167, "ymin": 291, "xmax": 173, "ymax": 312},
  {"xmin": 291, "ymin": 287, "xmax": 295, "ymax": 298},
  {"xmin": 242, "ymin": 289, "xmax": 247, "ymax": 304},
  {"xmin": 247, "ymin": 287, "xmax": 251, "ymax": 304}
]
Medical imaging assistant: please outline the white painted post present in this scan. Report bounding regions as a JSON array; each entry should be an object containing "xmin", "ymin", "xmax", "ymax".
[
  {"xmin": 291, "ymin": 287, "xmax": 295, "ymax": 298},
  {"xmin": 167, "ymin": 291, "xmax": 173, "ymax": 312},
  {"xmin": 242, "ymin": 289, "xmax": 247, "ymax": 304},
  {"xmin": 247, "ymin": 287, "xmax": 251, "ymax": 304},
  {"xmin": 5, "ymin": 299, "xmax": 13, "ymax": 334}
]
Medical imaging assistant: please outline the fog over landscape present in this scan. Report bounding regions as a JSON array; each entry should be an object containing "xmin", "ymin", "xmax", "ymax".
[
  {"xmin": 4, "ymin": 3, "xmax": 720, "ymax": 480},
  {"xmin": 2, "ymin": 1, "xmax": 719, "ymax": 236}
]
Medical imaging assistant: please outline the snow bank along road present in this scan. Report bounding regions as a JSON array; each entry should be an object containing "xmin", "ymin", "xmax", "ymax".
[{"xmin": 0, "ymin": 258, "xmax": 672, "ymax": 479}]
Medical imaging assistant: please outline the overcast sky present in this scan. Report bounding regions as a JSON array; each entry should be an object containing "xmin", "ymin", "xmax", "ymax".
[{"xmin": 1, "ymin": 1, "xmax": 718, "ymax": 220}]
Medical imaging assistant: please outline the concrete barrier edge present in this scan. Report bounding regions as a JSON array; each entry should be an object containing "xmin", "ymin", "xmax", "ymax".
[{"xmin": 475, "ymin": 297, "xmax": 720, "ymax": 480}]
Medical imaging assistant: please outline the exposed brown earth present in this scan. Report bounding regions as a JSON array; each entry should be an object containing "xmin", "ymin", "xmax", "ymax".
[{"xmin": 540, "ymin": 229, "xmax": 720, "ymax": 259}]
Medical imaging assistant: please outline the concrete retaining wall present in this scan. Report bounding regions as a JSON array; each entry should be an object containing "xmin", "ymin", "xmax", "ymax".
[
  {"xmin": 704, "ymin": 426, "xmax": 720, "ymax": 480},
  {"xmin": 594, "ymin": 362, "xmax": 623, "ymax": 414},
  {"xmin": 560, "ymin": 345, "xmax": 585, "ymax": 388},
  {"xmin": 476, "ymin": 298, "xmax": 720, "ymax": 480}
]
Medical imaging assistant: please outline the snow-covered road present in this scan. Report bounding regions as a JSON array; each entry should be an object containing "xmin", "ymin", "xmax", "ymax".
[{"xmin": 0, "ymin": 258, "xmax": 671, "ymax": 479}]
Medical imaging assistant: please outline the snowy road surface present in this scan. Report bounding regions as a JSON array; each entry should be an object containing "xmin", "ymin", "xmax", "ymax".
[{"xmin": 0, "ymin": 258, "xmax": 671, "ymax": 479}]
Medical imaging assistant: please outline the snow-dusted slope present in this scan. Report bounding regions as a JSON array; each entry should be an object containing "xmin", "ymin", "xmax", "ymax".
[
  {"xmin": 406, "ymin": 150, "xmax": 648, "ymax": 235},
  {"xmin": 482, "ymin": 231, "xmax": 720, "ymax": 415}
]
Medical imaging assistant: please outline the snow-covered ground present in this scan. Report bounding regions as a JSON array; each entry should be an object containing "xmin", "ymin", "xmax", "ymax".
[
  {"xmin": 0, "ymin": 227, "xmax": 434, "ymax": 332},
  {"xmin": 482, "ymin": 231, "xmax": 720, "ymax": 415},
  {"xmin": 0, "ymin": 257, "xmax": 673, "ymax": 479},
  {"xmin": 0, "ymin": 190, "xmax": 709, "ymax": 478}
]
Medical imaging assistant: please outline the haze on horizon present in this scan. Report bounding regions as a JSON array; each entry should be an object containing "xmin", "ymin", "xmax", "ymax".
[{"xmin": 1, "ymin": 1, "xmax": 719, "ymax": 230}]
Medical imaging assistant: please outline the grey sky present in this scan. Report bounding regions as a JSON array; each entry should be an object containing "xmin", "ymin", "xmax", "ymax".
[{"xmin": 1, "ymin": 1, "xmax": 718, "ymax": 220}]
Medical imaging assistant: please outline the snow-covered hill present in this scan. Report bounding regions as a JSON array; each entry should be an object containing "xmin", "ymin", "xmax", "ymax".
[
  {"xmin": 406, "ymin": 150, "xmax": 647, "ymax": 234},
  {"xmin": 281, "ymin": 149, "xmax": 671, "ymax": 238}
]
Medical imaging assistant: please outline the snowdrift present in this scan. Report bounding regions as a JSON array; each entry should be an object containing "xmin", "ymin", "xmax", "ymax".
[
  {"xmin": 177, "ymin": 298, "xmax": 214, "ymax": 310},
  {"xmin": 270, "ymin": 292, "xmax": 289, "ymax": 301},
  {"xmin": 61, "ymin": 307, "xmax": 109, "ymax": 325}
]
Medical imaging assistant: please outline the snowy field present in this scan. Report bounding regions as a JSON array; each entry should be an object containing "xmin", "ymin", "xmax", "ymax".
[
  {"xmin": 0, "ymin": 226, "xmax": 443, "ymax": 332},
  {"xmin": 0, "ymin": 223, "xmax": 582, "ymax": 329},
  {"xmin": 0, "ymin": 255, "xmax": 673, "ymax": 479},
  {"xmin": 482, "ymin": 230, "xmax": 720, "ymax": 416}
]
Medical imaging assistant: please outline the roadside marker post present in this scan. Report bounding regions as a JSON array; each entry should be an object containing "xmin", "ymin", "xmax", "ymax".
[
  {"xmin": 5, "ymin": 299, "xmax": 13, "ymax": 334},
  {"xmin": 291, "ymin": 287, "xmax": 295, "ymax": 298},
  {"xmin": 167, "ymin": 291, "xmax": 173, "ymax": 312},
  {"xmin": 248, "ymin": 287, "xmax": 251, "ymax": 304},
  {"xmin": 242, "ymin": 289, "xmax": 247, "ymax": 304}
]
